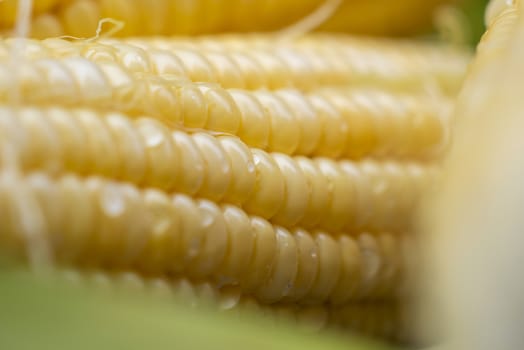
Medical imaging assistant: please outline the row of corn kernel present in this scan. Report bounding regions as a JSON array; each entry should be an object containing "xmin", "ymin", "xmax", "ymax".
[
  {"xmin": 0, "ymin": 106, "xmax": 438, "ymax": 232},
  {"xmin": 123, "ymin": 35, "xmax": 469, "ymax": 93},
  {"xmin": 0, "ymin": 36, "xmax": 470, "ymax": 93},
  {"xmin": 0, "ymin": 171, "xmax": 415, "ymax": 303},
  {"xmin": 0, "ymin": 57, "xmax": 451, "ymax": 159}
]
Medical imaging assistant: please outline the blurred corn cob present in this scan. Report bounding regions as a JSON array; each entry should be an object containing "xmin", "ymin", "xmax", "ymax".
[
  {"xmin": 0, "ymin": 0, "xmax": 59, "ymax": 27},
  {"xmin": 422, "ymin": 0, "xmax": 524, "ymax": 349},
  {"xmin": 0, "ymin": 0, "xmax": 453, "ymax": 38},
  {"xmin": 0, "ymin": 24, "xmax": 471, "ymax": 346}
]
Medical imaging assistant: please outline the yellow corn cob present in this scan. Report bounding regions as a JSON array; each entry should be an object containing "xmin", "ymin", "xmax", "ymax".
[
  {"xmin": 1, "ymin": 0, "xmax": 452, "ymax": 38},
  {"xmin": 0, "ymin": 106, "xmax": 437, "ymax": 232},
  {"xmin": 0, "ymin": 171, "xmax": 413, "ymax": 304},
  {"xmin": 421, "ymin": 1, "xmax": 524, "ymax": 347},
  {"xmin": 54, "ymin": 269, "xmax": 407, "ymax": 342},
  {"xmin": 0, "ymin": 31, "xmax": 460, "ymax": 346}
]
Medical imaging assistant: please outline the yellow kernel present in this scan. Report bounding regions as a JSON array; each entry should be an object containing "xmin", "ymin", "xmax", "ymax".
[
  {"xmin": 331, "ymin": 235, "xmax": 362, "ymax": 304},
  {"xmin": 62, "ymin": 58, "xmax": 112, "ymax": 103},
  {"xmin": 220, "ymin": 205, "xmax": 255, "ymax": 283},
  {"xmin": 175, "ymin": 83, "xmax": 208, "ymax": 128},
  {"xmin": 289, "ymin": 229, "xmax": 319, "ymax": 301},
  {"xmin": 18, "ymin": 108, "xmax": 62, "ymax": 174},
  {"xmin": 276, "ymin": 90, "xmax": 321, "ymax": 156},
  {"xmin": 255, "ymin": 91, "xmax": 300, "ymax": 154},
  {"xmin": 243, "ymin": 149, "xmax": 285, "ymax": 219},
  {"xmin": 172, "ymin": 195, "xmax": 206, "ymax": 272},
  {"xmin": 140, "ymin": 190, "xmax": 181, "ymax": 274},
  {"xmin": 307, "ymin": 233, "xmax": 342, "ymax": 302},
  {"xmin": 257, "ymin": 227, "xmax": 298, "ymax": 303},
  {"xmin": 135, "ymin": 118, "xmax": 179, "ymax": 190},
  {"xmin": 309, "ymin": 95, "xmax": 348, "ymax": 158},
  {"xmin": 205, "ymin": 51, "xmax": 245, "ymax": 88},
  {"xmin": 230, "ymin": 89, "xmax": 270, "ymax": 150},
  {"xmin": 199, "ymin": 84, "xmax": 241, "ymax": 134},
  {"xmin": 295, "ymin": 157, "xmax": 330, "ymax": 228},
  {"xmin": 193, "ymin": 133, "xmax": 232, "ymax": 202},
  {"xmin": 218, "ymin": 136, "xmax": 256, "ymax": 205},
  {"xmin": 271, "ymin": 153, "xmax": 309, "ymax": 227},
  {"xmin": 75, "ymin": 110, "xmax": 120, "ymax": 178},
  {"xmin": 242, "ymin": 217, "xmax": 277, "ymax": 291},
  {"xmin": 148, "ymin": 49, "xmax": 186, "ymax": 76},
  {"xmin": 228, "ymin": 52, "xmax": 267, "ymax": 90},
  {"xmin": 188, "ymin": 200, "xmax": 228, "ymax": 278},
  {"xmin": 105, "ymin": 113, "xmax": 147, "ymax": 184},
  {"xmin": 317, "ymin": 159, "xmax": 355, "ymax": 230},
  {"xmin": 58, "ymin": 176, "xmax": 95, "ymax": 263},
  {"xmin": 89, "ymin": 181, "xmax": 128, "ymax": 267},
  {"xmin": 172, "ymin": 131, "xmax": 205, "ymax": 195},
  {"xmin": 175, "ymin": 49, "xmax": 217, "ymax": 82},
  {"xmin": 32, "ymin": 60, "xmax": 75, "ymax": 104}
]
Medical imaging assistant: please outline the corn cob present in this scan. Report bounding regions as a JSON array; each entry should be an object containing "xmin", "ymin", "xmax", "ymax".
[
  {"xmin": 0, "ymin": 31, "xmax": 465, "ymax": 346},
  {"xmin": 421, "ymin": 1, "xmax": 524, "ymax": 349},
  {"xmin": 0, "ymin": 171, "xmax": 414, "ymax": 304},
  {"xmin": 54, "ymin": 269, "xmax": 408, "ymax": 342},
  {"xmin": 0, "ymin": 106, "xmax": 437, "ymax": 232},
  {"xmin": 0, "ymin": 61, "xmax": 454, "ymax": 159},
  {"xmin": 1, "ymin": 0, "xmax": 452, "ymax": 38}
]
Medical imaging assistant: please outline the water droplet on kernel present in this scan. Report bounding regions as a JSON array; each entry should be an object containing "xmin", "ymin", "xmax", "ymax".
[
  {"xmin": 144, "ymin": 127, "xmax": 164, "ymax": 147},
  {"xmin": 200, "ymin": 208, "xmax": 215, "ymax": 228},
  {"xmin": 100, "ymin": 186, "xmax": 125, "ymax": 217},
  {"xmin": 246, "ymin": 160, "xmax": 255, "ymax": 173}
]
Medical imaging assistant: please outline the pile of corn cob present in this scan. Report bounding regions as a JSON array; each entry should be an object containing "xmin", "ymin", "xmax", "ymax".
[{"xmin": 0, "ymin": 0, "xmax": 472, "ymax": 346}]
